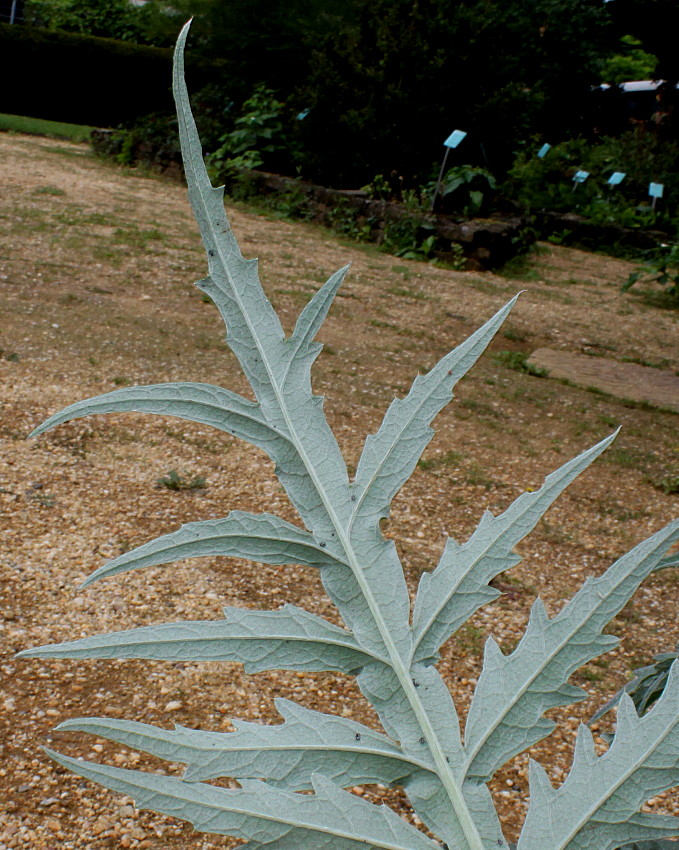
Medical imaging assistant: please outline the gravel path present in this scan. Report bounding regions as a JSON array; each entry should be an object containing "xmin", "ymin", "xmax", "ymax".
[{"xmin": 1, "ymin": 133, "xmax": 678, "ymax": 849}]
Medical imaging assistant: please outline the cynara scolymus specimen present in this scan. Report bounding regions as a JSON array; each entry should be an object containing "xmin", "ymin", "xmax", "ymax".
[{"xmin": 19, "ymin": 21, "xmax": 679, "ymax": 850}]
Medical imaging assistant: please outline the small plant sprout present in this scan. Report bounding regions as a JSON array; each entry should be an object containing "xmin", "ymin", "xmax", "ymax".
[{"xmin": 19, "ymin": 22, "xmax": 679, "ymax": 850}]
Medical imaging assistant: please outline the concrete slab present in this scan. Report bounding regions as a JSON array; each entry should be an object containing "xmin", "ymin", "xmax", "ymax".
[{"xmin": 527, "ymin": 348, "xmax": 679, "ymax": 413}]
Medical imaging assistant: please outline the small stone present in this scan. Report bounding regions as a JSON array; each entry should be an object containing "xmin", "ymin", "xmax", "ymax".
[
  {"xmin": 92, "ymin": 744, "xmax": 104, "ymax": 754},
  {"xmin": 106, "ymin": 706, "xmax": 124, "ymax": 717},
  {"xmin": 164, "ymin": 701, "xmax": 182, "ymax": 712},
  {"xmin": 92, "ymin": 819, "xmax": 110, "ymax": 836},
  {"xmin": 118, "ymin": 805, "xmax": 135, "ymax": 818},
  {"xmin": 46, "ymin": 708, "xmax": 60, "ymax": 717},
  {"xmin": 46, "ymin": 818, "xmax": 61, "ymax": 832}
]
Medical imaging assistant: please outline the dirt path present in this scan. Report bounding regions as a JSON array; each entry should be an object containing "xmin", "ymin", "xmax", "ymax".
[{"xmin": 1, "ymin": 133, "xmax": 678, "ymax": 849}]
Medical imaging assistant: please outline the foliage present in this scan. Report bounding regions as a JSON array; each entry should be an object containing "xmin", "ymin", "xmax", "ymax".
[
  {"xmin": 591, "ymin": 645, "xmax": 679, "ymax": 729},
  {"xmin": 429, "ymin": 166, "xmax": 497, "ymax": 216},
  {"xmin": 492, "ymin": 351, "xmax": 549, "ymax": 378},
  {"xmin": 608, "ymin": 0, "xmax": 678, "ymax": 81},
  {"xmin": 599, "ymin": 34, "xmax": 658, "ymax": 85},
  {"xmin": 18, "ymin": 24, "xmax": 679, "ymax": 850},
  {"xmin": 506, "ymin": 129, "xmax": 679, "ymax": 234},
  {"xmin": 294, "ymin": 0, "xmax": 615, "ymax": 186},
  {"xmin": 24, "ymin": 0, "xmax": 150, "ymax": 42},
  {"xmin": 208, "ymin": 85, "xmax": 290, "ymax": 182},
  {"xmin": 155, "ymin": 470, "xmax": 206, "ymax": 491},
  {"xmin": 622, "ymin": 243, "xmax": 679, "ymax": 300},
  {"xmin": 381, "ymin": 216, "xmax": 437, "ymax": 260},
  {"xmin": 656, "ymin": 475, "xmax": 679, "ymax": 495},
  {"xmin": 0, "ymin": 22, "xmax": 176, "ymax": 127}
]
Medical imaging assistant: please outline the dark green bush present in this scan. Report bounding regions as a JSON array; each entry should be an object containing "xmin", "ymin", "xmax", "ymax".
[
  {"xmin": 0, "ymin": 23, "xmax": 213, "ymax": 127},
  {"xmin": 506, "ymin": 129, "xmax": 679, "ymax": 233}
]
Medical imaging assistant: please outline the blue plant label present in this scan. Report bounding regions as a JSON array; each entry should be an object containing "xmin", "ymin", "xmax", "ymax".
[
  {"xmin": 296, "ymin": 109, "xmax": 310, "ymax": 121},
  {"xmin": 648, "ymin": 182, "xmax": 664, "ymax": 198},
  {"xmin": 573, "ymin": 170, "xmax": 589, "ymax": 184},
  {"xmin": 537, "ymin": 143, "xmax": 551, "ymax": 158},
  {"xmin": 444, "ymin": 129, "xmax": 467, "ymax": 149},
  {"xmin": 608, "ymin": 172, "xmax": 625, "ymax": 186}
]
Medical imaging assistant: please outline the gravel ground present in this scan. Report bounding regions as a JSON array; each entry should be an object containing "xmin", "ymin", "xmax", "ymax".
[{"xmin": 1, "ymin": 132, "xmax": 678, "ymax": 849}]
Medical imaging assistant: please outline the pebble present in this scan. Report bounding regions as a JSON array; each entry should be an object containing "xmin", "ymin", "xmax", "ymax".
[{"xmin": 164, "ymin": 700, "xmax": 182, "ymax": 712}]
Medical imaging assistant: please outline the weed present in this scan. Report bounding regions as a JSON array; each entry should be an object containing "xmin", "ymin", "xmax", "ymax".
[
  {"xmin": 34, "ymin": 185, "xmax": 66, "ymax": 196},
  {"xmin": 502, "ymin": 326, "xmax": 527, "ymax": 343},
  {"xmin": 656, "ymin": 475, "xmax": 679, "ymax": 495},
  {"xmin": 386, "ymin": 286, "xmax": 428, "ymax": 300},
  {"xmin": 492, "ymin": 350, "xmax": 548, "ymax": 377},
  {"xmin": 417, "ymin": 450, "xmax": 465, "ymax": 471},
  {"xmin": 155, "ymin": 470, "xmax": 207, "ymax": 491}
]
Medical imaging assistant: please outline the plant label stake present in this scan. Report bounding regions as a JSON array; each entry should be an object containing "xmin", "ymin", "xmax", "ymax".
[
  {"xmin": 572, "ymin": 170, "xmax": 589, "ymax": 192},
  {"xmin": 649, "ymin": 182, "xmax": 664, "ymax": 211},
  {"xmin": 537, "ymin": 143, "xmax": 551, "ymax": 158},
  {"xmin": 431, "ymin": 129, "xmax": 467, "ymax": 211},
  {"xmin": 606, "ymin": 172, "xmax": 625, "ymax": 204}
]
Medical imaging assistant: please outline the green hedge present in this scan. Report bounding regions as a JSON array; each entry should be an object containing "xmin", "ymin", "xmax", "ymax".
[{"xmin": 0, "ymin": 24, "xmax": 208, "ymax": 127}]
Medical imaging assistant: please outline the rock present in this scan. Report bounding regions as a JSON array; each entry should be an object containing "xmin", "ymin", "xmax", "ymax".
[{"xmin": 164, "ymin": 700, "xmax": 182, "ymax": 712}]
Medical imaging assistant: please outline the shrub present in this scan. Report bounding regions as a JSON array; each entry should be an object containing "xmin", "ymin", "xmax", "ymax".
[
  {"xmin": 506, "ymin": 130, "xmax": 679, "ymax": 235},
  {"xmin": 0, "ymin": 22, "xmax": 173, "ymax": 126},
  {"xmin": 623, "ymin": 243, "xmax": 679, "ymax": 301},
  {"xmin": 18, "ymin": 23, "xmax": 679, "ymax": 850}
]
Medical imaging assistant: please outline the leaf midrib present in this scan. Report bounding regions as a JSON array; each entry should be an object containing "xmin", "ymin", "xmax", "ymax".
[{"xmin": 175, "ymin": 37, "xmax": 485, "ymax": 850}]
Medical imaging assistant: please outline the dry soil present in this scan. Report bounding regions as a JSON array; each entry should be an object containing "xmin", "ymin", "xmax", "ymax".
[{"xmin": 1, "ymin": 133, "xmax": 678, "ymax": 849}]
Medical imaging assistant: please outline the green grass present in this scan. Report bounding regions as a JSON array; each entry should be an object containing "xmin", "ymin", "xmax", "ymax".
[{"xmin": 0, "ymin": 113, "xmax": 95, "ymax": 143}]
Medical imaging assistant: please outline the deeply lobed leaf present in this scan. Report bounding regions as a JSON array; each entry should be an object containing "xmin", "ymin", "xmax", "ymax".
[
  {"xmin": 46, "ymin": 750, "xmax": 439, "ymax": 850},
  {"xmin": 518, "ymin": 662, "xmax": 679, "ymax": 850},
  {"xmin": 18, "ymin": 16, "xmax": 679, "ymax": 850}
]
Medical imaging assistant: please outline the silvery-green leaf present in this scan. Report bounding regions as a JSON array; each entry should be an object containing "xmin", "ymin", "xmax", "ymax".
[
  {"xmin": 351, "ymin": 296, "xmax": 518, "ymax": 535},
  {"xmin": 412, "ymin": 432, "xmax": 618, "ymax": 665},
  {"xmin": 57, "ymin": 697, "xmax": 429, "ymax": 787},
  {"xmin": 45, "ymin": 751, "xmax": 439, "ymax": 850},
  {"xmin": 81, "ymin": 511, "xmax": 347, "ymax": 588},
  {"xmin": 406, "ymin": 774, "xmax": 506, "ymax": 850},
  {"xmin": 18, "ymin": 605, "xmax": 380, "ymax": 673},
  {"xmin": 285, "ymin": 265, "xmax": 349, "ymax": 394},
  {"xmin": 358, "ymin": 663, "xmax": 504, "ymax": 850},
  {"xmin": 30, "ymin": 382, "xmax": 278, "ymax": 443},
  {"xmin": 358, "ymin": 663, "xmax": 463, "ymax": 758},
  {"xmin": 590, "ymin": 646, "xmax": 678, "ymax": 726},
  {"xmin": 464, "ymin": 519, "xmax": 679, "ymax": 784},
  {"xmin": 653, "ymin": 552, "xmax": 679, "ymax": 572},
  {"xmin": 174, "ymin": 22, "xmax": 418, "ymax": 661},
  {"xmin": 517, "ymin": 661, "xmax": 679, "ymax": 850},
  {"xmin": 174, "ymin": 21, "xmax": 350, "ymax": 508}
]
